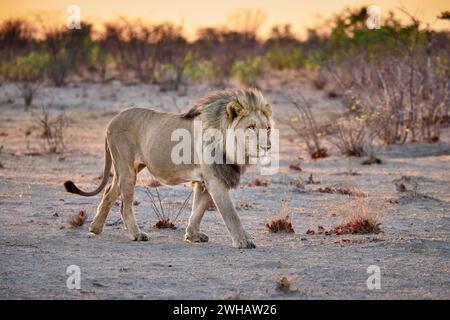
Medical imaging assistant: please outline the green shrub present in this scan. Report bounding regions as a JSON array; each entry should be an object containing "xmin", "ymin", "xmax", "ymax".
[
  {"xmin": 89, "ymin": 44, "xmax": 115, "ymax": 82},
  {"xmin": 154, "ymin": 63, "xmax": 183, "ymax": 90},
  {"xmin": 266, "ymin": 47, "xmax": 307, "ymax": 69},
  {"xmin": 4, "ymin": 52, "xmax": 49, "ymax": 107},
  {"xmin": 183, "ymin": 52, "xmax": 217, "ymax": 83},
  {"xmin": 47, "ymin": 48, "xmax": 71, "ymax": 86},
  {"xmin": 231, "ymin": 57, "xmax": 264, "ymax": 85},
  {"xmin": 6, "ymin": 52, "xmax": 49, "ymax": 81}
]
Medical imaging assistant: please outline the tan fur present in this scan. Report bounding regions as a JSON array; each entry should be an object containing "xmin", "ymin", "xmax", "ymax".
[{"xmin": 65, "ymin": 88, "xmax": 273, "ymax": 248}]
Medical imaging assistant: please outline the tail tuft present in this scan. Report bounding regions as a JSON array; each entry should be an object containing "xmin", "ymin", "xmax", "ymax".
[{"xmin": 64, "ymin": 181, "xmax": 80, "ymax": 194}]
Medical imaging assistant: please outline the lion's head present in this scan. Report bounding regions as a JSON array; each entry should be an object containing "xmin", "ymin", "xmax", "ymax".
[
  {"xmin": 184, "ymin": 88, "xmax": 273, "ymax": 161},
  {"xmin": 182, "ymin": 88, "xmax": 273, "ymax": 188}
]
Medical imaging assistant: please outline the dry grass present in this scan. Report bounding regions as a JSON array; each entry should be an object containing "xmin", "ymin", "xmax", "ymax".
[
  {"xmin": 154, "ymin": 218, "xmax": 176, "ymax": 229},
  {"xmin": 248, "ymin": 177, "xmax": 271, "ymax": 187},
  {"xmin": 330, "ymin": 119, "xmax": 369, "ymax": 157},
  {"xmin": 288, "ymin": 162, "xmax": 302, "ymax": 171},
  {"xmin": 145, "ymin": 186, "xmax": 192, "ymax": 229},
  {"xmin": 329, "ymin": 197, "xmax": 383, "ymax": 235},
  {"xmin": 289, "ymin": 176, "xmax": 305, "ymax": 190},
  {"xmin": 266, "ymin": 198, "xmax": 295, "ymax": 233},
  {"xmin": 67, "ymin": 210, "xmax": 87, "ymax": 228},
  {"xmin": 316, "ymin": 186, "xmax": 367, "ymax": 197}
]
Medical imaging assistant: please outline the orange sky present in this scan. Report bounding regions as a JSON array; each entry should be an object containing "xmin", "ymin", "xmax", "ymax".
[{"xmin": 0, "ymin": 0, "xmax": 448, "ymax": 37}]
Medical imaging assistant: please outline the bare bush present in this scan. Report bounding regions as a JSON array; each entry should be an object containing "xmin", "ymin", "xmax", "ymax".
[
  {"xmin": 327, "ymin": 21, "xmax": 449, "ymax": 145},
  {"xmin": 330, "ymin": 119, "xmax": 369, "ymax": 157},
  {"xmin": 287, "ymin": 95, "xmax": 328, "ymax": 159},
  {"xmin": 145, "ymin": 187, "xmax": 192, "ymax": 229},
  {"xmin": 316, "ymin": 185, "xmax": 367, "ymax": 197},
  {"xmin": 37, "ymin": 108, "xmax": 68, "ymax": 154},
  {"xmin": 329, "ymin": 197, "xmax": 383, "ymax": 235},
  {"xmin": 266, "ymin": 198, "xmax": 295, "ymax": 233}
]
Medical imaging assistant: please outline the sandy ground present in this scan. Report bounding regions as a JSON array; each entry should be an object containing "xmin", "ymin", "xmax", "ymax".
[{"xmin": 0, "ymin": 75, "xmax": 449, "ymax": 299}]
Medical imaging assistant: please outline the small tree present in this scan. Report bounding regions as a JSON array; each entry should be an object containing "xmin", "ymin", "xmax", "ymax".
[{"xmin": 4, "ymin": 52, "xmax": 48, "ymax": 108}]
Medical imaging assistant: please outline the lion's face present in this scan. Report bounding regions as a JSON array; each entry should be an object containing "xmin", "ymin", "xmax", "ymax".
[{"xmin": 226, "ymin": 94, "xmax": 273, "ymax": 163}]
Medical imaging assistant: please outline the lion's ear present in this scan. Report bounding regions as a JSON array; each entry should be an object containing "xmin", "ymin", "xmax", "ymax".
[{"xmin": 226, "ymin": 101, "xmax": 243, "ymax": 120}]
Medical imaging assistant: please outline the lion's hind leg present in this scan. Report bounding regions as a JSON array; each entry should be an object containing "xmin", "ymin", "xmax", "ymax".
[
  {"xmin": 117, "ymin": 164, "xmax": 149, "ymax": 241},
  {"xmin": 89, "ymin": 175, "xmax": 119, "ymax": 235},
  {"xmin": 184, "ymin": 182, "xmax": 211, "ymax": 243}
]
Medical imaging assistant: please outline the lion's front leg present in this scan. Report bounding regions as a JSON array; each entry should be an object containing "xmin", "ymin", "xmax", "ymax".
[
  {"xmin": 206, "ymin": 180, "xmax": 256, "ymax": 249},
  {"xmin": 185, "ymin": 182, "xmax": 211, "ymax": 243}
]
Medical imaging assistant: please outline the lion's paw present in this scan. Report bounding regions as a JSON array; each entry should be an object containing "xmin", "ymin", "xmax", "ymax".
[
  {"xmin": 185, "ymin": 231, "xmax": 209, "ymax": 243},
  {"xmin": 233, "ymin": 235, "xmax": 256, "ymax": 249},
  {"xmin": 89, "ymin": 224, "xmax": 103, "ymax": 235},
  {"xmin": 88, "ymin": 232, "xmax": 99, "ymax": 238},
  {"xmin": 131, "ymin": 231, "xmax": 150, "ymax": 241}
]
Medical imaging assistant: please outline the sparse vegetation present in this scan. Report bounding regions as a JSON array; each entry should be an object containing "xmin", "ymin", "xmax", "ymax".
[
  {"xmin": 248, "ymin": 177, "xmax": 271, "ymax": 187},
  {"xmin": 231, "ymin": 57, "xmax": 264, "ymax": 86},
  {"xmin": 330, "ymin": 119, "xmax": 369, "ymax": 157},
  {"xmin": 145, "ymin": 187, "xmax": 192, "ymax": 229},
  {"xmin": 316, "ymin": 186, "xmax": 367, "ymax": 198},
  {"xmin": 287, "ymin": 96, "xmax": 328, "ymax": 159},
  {"xmin": 37, "ymin": 108, "xmax": 68, "ymax": 154},
  {"xmin": 329, "ymin": 197, "xmax": 382, "ymax": 235},
  {"xmin": 2, "ymin": 52, "xmax": 48, "ymax": 107},
  {"xmin": 266, "ymin": 198, "xmax": 295, "ymax": 233}
]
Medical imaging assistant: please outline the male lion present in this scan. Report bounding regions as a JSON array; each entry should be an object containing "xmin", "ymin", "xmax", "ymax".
[{"xmin": 64, "ymin": 88, "xmax": 273, "ymax": 248}]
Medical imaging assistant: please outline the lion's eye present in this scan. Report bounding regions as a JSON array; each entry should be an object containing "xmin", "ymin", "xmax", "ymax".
[
  {"xmin": 267, "ymin": 126, "xmax": 271, "ymax": 131},
  {"xmin": 248, "ymin": 125, "xmax": 256, "ymax": 131}
]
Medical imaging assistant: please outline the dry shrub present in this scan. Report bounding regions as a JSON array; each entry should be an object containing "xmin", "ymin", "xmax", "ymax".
[
  {"xmin": 145, "ymin": 186, "xmax": 192, "ymax": 229},
  {"xmin": 330, "ymin": 119, "xmax": 370, "ymax": 157},
  {"xmin": 266, "ymin": 198, "xmax": 295, "ymax": 233},
  {"xmin": 287, "ymin": 95, "xmax": 328, "ymax": 160},
  {"xmin": 331, "ymin": 217, "xmax": 381, "ymax": 235},
  {"xmin": 276, "ymin": 276, "xmax": 294, "ymax": 293},
  {"xmin": 68, "ymin": 210, "xmax": 87, "ymax": 228},
  {"xmin": 236, "ymin": 202, "xmax": 252, "ymax": 210},
  {"xmin": 393, "ymin": 176, "xmax": 419, "ymax": 196},
  {"xmin": 289, "ymin": 176, "xmax": 305, "ymax": 190},
  {"xmin": 38, "ymin": 108, "xmax": 68, "ymax": 154},
  {"xmin": 329, "ymin": 197, "xmax": 383, "ymax": 235},
  {"xmin": 154, "ymin": 218, "xmax": 176, "ymax": 229},
  {"xmin": 316, "ymin": 186, "xmax": 367, "ymax": 198},
  {"xmin": 248, "ymin": 177, "xmax": 271, "ymax": 187},
  {"xmin": 327, "ymin": 36, "xmax": 449, "ymax": 145},
  {"xmin": 310, "ymin": 148, "xmax": 328, "ymax": 159},
  {"xmin": 288, "ymin": 162, "xmax": 302, "ymax": 171}
]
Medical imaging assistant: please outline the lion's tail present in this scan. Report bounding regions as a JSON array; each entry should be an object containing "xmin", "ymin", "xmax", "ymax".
[{"xmin": 64, "ymin": 139, "xmax": 112, "ymax": 197}]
